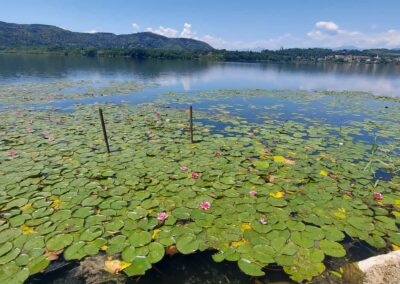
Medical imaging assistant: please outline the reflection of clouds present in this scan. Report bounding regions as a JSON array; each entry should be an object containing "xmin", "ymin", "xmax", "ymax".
[
  {"xmin": 150, "ymin": 73, "xmax": 197, "ymax": 91},
  {"xmin": 153, "ymin": 75, "xmax": 178, "ymax": 86},
  {"xmin": 148, "ymin": 63, "xmax": 400, "ymax": 97},
  {"xmin": 286, "ymin": 74, "xmax": 400, "ymax": 97},
  {"xmin": 180, "ymin": 77, "xmax": 191, "ymax": 91}
]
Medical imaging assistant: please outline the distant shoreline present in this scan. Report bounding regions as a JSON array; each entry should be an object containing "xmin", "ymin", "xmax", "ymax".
[{"xmin": 1, "ymin": 47, "xmax": 400, "ymax": 65}]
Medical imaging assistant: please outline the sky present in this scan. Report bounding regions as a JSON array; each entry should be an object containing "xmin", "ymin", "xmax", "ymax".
[{"xmin": 1, "ymin": 0, "xmax": 400, "ymax": 50}]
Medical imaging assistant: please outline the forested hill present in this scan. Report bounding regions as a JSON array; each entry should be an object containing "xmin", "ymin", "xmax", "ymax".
[{"xmin": 0, "ymin": 21, "xmax": 214, "ymax": 51}]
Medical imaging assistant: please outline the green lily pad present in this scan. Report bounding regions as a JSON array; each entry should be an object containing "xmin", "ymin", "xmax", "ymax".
[
  {"xmin": 15, "ymin": 253, "xmax": 30, "ymax": 266},
  {"xmin": 0, "ymin": 242, "xmax": 13, "ymax": 257},
  {"xmin": 129, "ymin": 231, "xmax": 152, "ymax": 247},
  {"xmin": 252, "ymin": 244, "xmax": 275, "ymax": 263},
  {"xmin": 0, "ymin": 248, "xmax": 21, "ymax": 264},
  {"xmin": 46, "ymin": 234, "xmax": 73, "ymax": 251},
  {"xmin": 148, "ymin": 242, "xmax": 165, "ymax": 263},
  {"xmin": 0, "ymin": 229, "xmax": 21, "ymax": 244},
  {"xmin": 176, "ymin": 233, "xmax": 199, "ymax": 254},
  {"xmin": 123, "ymin": 257, "xmax": 151, "ymax": 276},
  {"xmin": 238, "ymin": 258, "xmax": 265, "ymax": 276},
  {"xmin": 121, "ymin": 246, "xmax": 136, "ymax": 262},
  {"xmin": 80, "ymin": 226, "xmax": 104, "ymax": 242},
  {"xmin": 318, "ymin": 240, "xmax": 346, "ymax": 257},
  {"xmin": 252, "ymin": 160, "xmax": 269, "ymax": 169},
  {"xmin": 27, "ymin": 255, "xmax": 49, "ymax": 275},
  {"xmin": 63, "ymin": 241, "xmax": 87, "ymax": 260}
]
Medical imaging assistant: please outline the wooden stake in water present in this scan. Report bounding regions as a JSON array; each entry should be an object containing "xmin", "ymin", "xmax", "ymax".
[
  {"xmin": 189, "ymin": 105, "xmax": 194, "ymax": 143},
  {"xmin": 98, "ymin": 108, "xmax": 111, "ymax": 154}
]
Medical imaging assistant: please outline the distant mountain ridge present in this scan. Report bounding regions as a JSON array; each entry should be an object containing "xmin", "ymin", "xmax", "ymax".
[{"xmin": 0, "ymin": 21, "xmax": 214, "ymax": 51}]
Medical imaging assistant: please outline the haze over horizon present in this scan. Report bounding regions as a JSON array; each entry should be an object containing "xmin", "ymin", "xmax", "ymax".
[{"xmin": 1, "ymin": 0, "xmax": 400, "ymax": 50}]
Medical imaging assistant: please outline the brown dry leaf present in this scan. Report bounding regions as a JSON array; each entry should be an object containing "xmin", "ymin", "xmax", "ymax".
[
  {"xmin": 319, "ymin": 153, "xmax": 337, "ymax": 162},
  {"xmin": 269, "ymin": 175, "xmax": 278, "ymax": 182},
  {"xmin": 45, "ymin": 248, "xmax": 64, "ymax": 261},
  {"xmin": 165, "ymin": 245, "xmax": 178, "ymax": 256},
  {"xmin": 284, "ymin": 158, "xmax": 295, "ymax": 165},
  {"xmin": 104, "ymin": 258, "xmax": 131, "ymax": 274}
]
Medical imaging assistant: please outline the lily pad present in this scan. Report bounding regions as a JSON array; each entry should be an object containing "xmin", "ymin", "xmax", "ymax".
[
  {"xmin": 318, "ymin": 240, "xmax": 346, "ymax": 257},
  {"xmin": 129, "ymin": 231, "xmax": 152, "ymax": 247},
  {"xmin": 123, "ymin": 257, "xmax": 152, "ymax": 276},
  {"xmin": 176, "ymin": 233, "xmax": 199, "ymax": 254},
  {"xmin": 46, "ymin": 234, "xmax": 73, "ymax": 251},
  {"xmin": 238, "ymin": 258, "xmax": 265, "ymax": 276}
]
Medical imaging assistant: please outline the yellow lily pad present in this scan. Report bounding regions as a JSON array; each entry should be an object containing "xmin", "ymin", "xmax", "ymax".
[
  {"xmin": 270, "ymin": 191, "xmax": 284, "ymax": 199},
  {"xmin": 20, "ymin": 224, "xmax": 34, "ymax": 235},
  {"xmin": 320, "ymin": 170, "xmax": 328, "ymax": 176},
  {"xmin": 104, "ymin": 258, "xmax": 131, "ymax": 274}
]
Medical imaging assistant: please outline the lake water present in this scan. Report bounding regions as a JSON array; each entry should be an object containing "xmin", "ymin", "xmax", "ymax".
[
  {"xmin": 1, "ymin": 54, "xmax": 400, "ymax": 98},
  {"xmin": 2, "ymin": 54, "xmax": 399, "ymax": 284}
]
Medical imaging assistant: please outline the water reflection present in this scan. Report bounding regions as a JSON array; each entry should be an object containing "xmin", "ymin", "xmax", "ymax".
[{"xmin": 1, "ymin": 54, "xmax": 400, "ymax": 97}]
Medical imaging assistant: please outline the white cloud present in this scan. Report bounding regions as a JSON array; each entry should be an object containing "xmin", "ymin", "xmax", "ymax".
[
  {"xmin": 180, "ymin": 23, "xmax": 195, "ymax": 38},
  {"xmin": 132, "ymin": 23, "xmax": 140, "ymax": 33},
  {"xmin": 146, "ymin": 23, "xmax": 196, "ymax": 38},
  {"xmin": 195, "ymin": 33, "xmax": 306, "ymax": 50},
  {"xmin": 315, "ymin": 21, "xmax": 339, "ymax": 33},
  {"xmin": 307, "ymin": 21, "xmax": 400, "ymax": 48},
  {"xmin": 145, "ymin": 21, "xmax": 400, "ymax": 50},
  {"xmin": 146, "ymin": 26, "xmax": 179, "ymax": 37},
  {"xmin": 144, "ymin": 23, "xmax": 308, "ymax": 50},
  {"xmin": 87, "ymin": 29, "xmax": 97, "ymax": 34}
]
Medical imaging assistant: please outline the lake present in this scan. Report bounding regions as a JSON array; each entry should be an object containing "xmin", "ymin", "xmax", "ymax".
[
  {"xmin": 0, "ymin": 54, "xmax": 399, "ymax": 284},
  {"xmin": 1, "ymin": 54, "xmax": 400, "ymax": 98}
]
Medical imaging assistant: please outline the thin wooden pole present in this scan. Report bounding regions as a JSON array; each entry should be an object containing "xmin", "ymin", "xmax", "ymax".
[
  {"xmin": 189, "ymin": 105, "xmax": 194, "ymax": 143},
  {"xmin": 98, "ymin": 108, "xmax": 111, "ymax": 154}
]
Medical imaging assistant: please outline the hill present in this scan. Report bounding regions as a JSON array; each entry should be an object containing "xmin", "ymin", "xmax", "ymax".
[{"xmin": 0, "ymin": 21, "xmax": 214, "ymax": 52}]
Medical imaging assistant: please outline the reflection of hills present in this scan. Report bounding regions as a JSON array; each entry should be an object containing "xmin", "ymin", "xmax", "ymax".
[
  {"xmin": 0, "ymin": 54, "xmax": 400, "ymax": 97},
  {"xmin": 0, "ymin": 54, "xmax": 214, "ymax": 80}
]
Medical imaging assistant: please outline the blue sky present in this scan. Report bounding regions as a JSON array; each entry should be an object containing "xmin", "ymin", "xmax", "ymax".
[{"xmin": 1, "ymin": 0, "xmax": 400, "ymax": 50}]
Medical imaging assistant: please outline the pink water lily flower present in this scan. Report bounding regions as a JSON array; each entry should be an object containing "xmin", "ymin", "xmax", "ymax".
[
  {"xmin": 156, "ymin": 120, "xmax": 161, "ymax": 125},
  {"xmin": 373, "ymin": 192, "xmax": 383, "ymax": 200},
  {"xmin": 199, "ymin": 201, "xmax": 211, "ymax": 210},
  {"xmin": 263, "ymin": 148, "xmax": 270, "ymax": 154},
  {"xmin": 157, "ymin": 211, "xmax": 168, "ymax": 222},
  {"xmin": 180, "ymin": 166, "xmax": 188, "ymax": 172},
  {"xmin": 191, "ymin": 172, "xmax": 200, "ymax": 179},
  {"xmin": 42, "ymin": 130, "xmax": 49, "ymax": 137},
  {"xmin": 249, "ymin": 190, "xmax": 257, "ymax": 196},
  {"xmin": 7, "ymin": 150, "xmax": 17, "ymax": 157},
  {"xmin": 259, "ymin": 217, "xmax": 267, "ymax": 225},
  {"xmin": 25, "ymin": 128, "xmax": 33, "ymax": 133},
  {"xmin": 47, "ymin": 136, "xmax": 55, "ymax": 142}
]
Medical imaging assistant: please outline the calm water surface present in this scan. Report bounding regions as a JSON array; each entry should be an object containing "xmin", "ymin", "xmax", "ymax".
[{"xmin": 1, "ymin": 54, "xmax": 400, "ymax": 97}]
